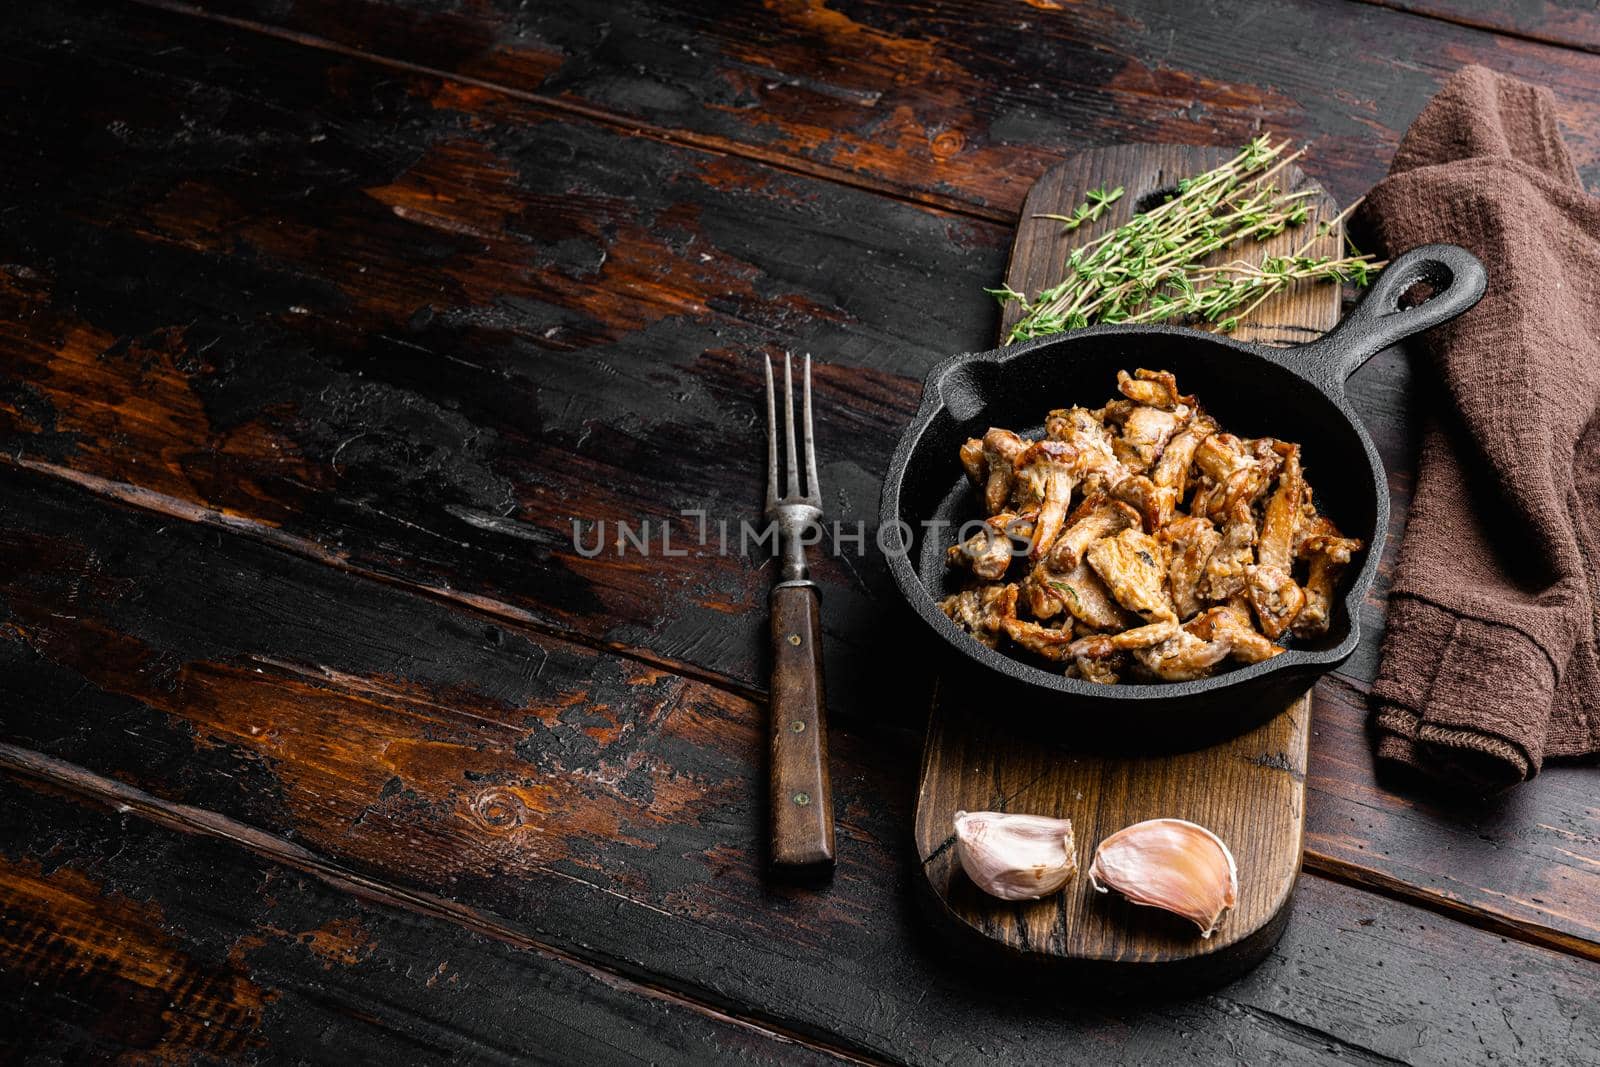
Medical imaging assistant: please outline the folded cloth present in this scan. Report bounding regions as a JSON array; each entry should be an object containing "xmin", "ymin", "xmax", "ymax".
[{"xmin": 1358, "ymin": 66, "xmax": 1600, "ymax": 791}]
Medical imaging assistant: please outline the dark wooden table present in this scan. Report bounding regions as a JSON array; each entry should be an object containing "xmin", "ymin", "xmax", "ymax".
[{"xmin": 2, "ymin": 2, "xmax": 1598, "ymax": 1063}]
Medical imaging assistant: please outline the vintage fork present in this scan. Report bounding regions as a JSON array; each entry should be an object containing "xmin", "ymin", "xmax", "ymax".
[{"xmin": 762, "ymin": 352, "xmax": 835, "ymax": 869}]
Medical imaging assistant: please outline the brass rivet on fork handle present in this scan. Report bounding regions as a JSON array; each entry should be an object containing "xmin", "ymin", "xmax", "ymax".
[{"xmin": 763, "ymin": 352, "xmax": 836, "ymax": 871}]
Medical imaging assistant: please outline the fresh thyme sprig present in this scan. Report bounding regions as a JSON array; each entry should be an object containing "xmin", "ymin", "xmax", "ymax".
[
  {"xmin": 1034, "ymin": 185, "xmax": 1125, "ymax": 231},
  {"xmin": 990, "ymin": 137, "xmax": 1383, "ymax": 341}
]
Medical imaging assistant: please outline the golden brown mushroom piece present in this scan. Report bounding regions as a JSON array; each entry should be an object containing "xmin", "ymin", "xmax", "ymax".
[
  {"xmin": 971, "ymin": 428, "xmax": 1027, "ymax": 514},
  {"xmin": 1070, "ymin": 653, "xmax": 1126, "ymax": 685},
  {"xmin": 1000, "ymin": 616, "xmax": 1077, "ymax": 661},
  {"xmin": 1150, "ymin": 411, "xmax": 1217, "ymax": 501},
  {"xmin": 1067, "ymin": 617, "xmax": 1182, "ymax": 660},
  {"xmin": 1192, "ymin": 463, "xmax": 1273, "ymax": 522},
  {"xmin": 941, "ymin": 583, "xmax": 1019, "ymax": 648},
  {"xmin": 1292, "ymin": 530, "xmax": 1364, "ymax": 638},
  {"xmin": 1054, "ymin": 563, "xmax": 1137, "ymax": 631},
  {"xmin": 947, "ymin": 512, "xmax": 1026, "ymax": 581},
  {"xmin": 1011, "ymin": 440, "xmax": 1079, "ymax": 559},
  {"xmin": 1292, "ymin": 491, "xmax": 1328, "ymax": 557},
  {"xmin": 1064, "ymin": 524, "xmax": 1185, "ymax": 670},
  {"xmin": 1045, "ymin": 406, "xmax": 1127, "ymax": 497},
  {"xmin": 1254, "ymin": 443, "xmax": 1302, "ymax": 571},
  {"xmin": 1135, "ymin": 595, "xmax": 1290, "ymax": 681},
  {"xmin": 1049, "ymin": 497, "xmax": 1142, "ymax": 570},
  {"xmin": 1199, "ymin": 503, "xmax": 1257, "ymax": 601},
  {"xmin": 1103, "ymin": 401, "xmax": 1191, "ymax": 473},
  {"xmin": 1245, "ymin": 566, "xmax": 1306, "ymax": 641},
  {"xmin": 1132, "ymin": 629, "xmax": 1234, "ymax": 681},
  {"xmin": 1111, "ymin": 473, "xmax": 1176, "ymax": 531},
  {"xmin": 1187, "ymin": 600, "xmax": 1286, "ymax": 664},
  {"xmin": 1116, "ymin": 368, "xmax": 1193, "ymax": 410},
  {"xmin": 1244, "ymin": 444, "xmax": 1308, "ymax": 638},
  {"xmin": 1192, "ymin": 431, "xmax": 1254, "ymax": 483},
  {"xmin": 1188, "ymin": 432, "xmax": 1279, "ymax": 522},
  {"xmin": 958, "ymin": 437, "xmax": 986, "ymax": 484},
  {"xmin": 1161, "ymin": 515, "xmax": 1223, "ymax": 621},
  {"xmin": 1021, "ymin": 557, "xmax": 1136, "ymax": 630},
  {"xmin": 1085, "ymin": 527, "xmax": 1177, "ymax": 622},
  {"xmin": 1018, "ymin": 497, "xmax": 1140, "ymax": 625}
]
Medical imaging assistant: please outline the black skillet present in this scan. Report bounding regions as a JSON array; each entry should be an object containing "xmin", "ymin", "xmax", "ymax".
[{"xmin": 880, "ymin": 243, "xmax": 1486, "ymax": 743}]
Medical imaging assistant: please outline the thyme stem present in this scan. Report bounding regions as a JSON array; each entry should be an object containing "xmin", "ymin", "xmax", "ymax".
[{"xmin": 993, "ymin": 137, "xmax": 1382, "ymax": 341}]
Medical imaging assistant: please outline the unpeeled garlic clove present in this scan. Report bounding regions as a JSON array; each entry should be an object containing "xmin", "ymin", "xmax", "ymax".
[
  {"xmin": 1088, "ymin": 818, "xmax": 1238, "ymax": 938},
  {"xmin": 953, "ymin": 810, "xmax": 1077, "ymax": 901}
]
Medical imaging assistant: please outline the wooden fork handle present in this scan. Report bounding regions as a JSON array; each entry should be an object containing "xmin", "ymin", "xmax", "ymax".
[{"xmin": 768, "ymin": 583, "xmax": 835, "ymax": 869}]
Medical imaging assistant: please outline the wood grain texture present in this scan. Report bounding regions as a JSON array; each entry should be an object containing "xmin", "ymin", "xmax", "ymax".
[
  {"xmin": 176, "ymin": 0, "xmax": 1600, "ymax": 214},
  {"xmin": 3, "ymin": 0, "xmax": 1600, "ymax": 1060},
  {"xmin": 0, "ymin": 0, "xmax": 977, "ymax": 731},
  {"xmin": 1, "ymin": 1, "xmax": 1598, "ymax": 962},
  {"xmin": 2, "ymin": 467, "xmax": 1598, "ymax": 1063},
  {"xmin": 1357, "ymin": 0, "xmax": 1600, "ymax": 53},
  {"xmin": 0, "ymin": 777, "xmax": 856, "ymax": 1065},
  {"xmin": 914, "ymin": 146, "xmax": 1334, "ymax": 975},
  {"xmin": 768, "ymin": 584, "xmax": 835, "ymax": 869}
]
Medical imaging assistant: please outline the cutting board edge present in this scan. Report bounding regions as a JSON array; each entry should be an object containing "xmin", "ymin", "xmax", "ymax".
[{"xmin": 912, "ymin": 848, "xmax": 1303, "ymax": 985}]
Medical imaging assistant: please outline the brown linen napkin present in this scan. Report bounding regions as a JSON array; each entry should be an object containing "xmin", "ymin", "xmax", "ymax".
[{"xmin": 1358, "ymin": 66, "xmax": 1600, "ymax": 791}]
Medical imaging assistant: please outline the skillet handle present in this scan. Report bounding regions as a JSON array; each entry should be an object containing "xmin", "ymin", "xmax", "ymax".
[{"xmin": 1286, "ymin": 243, "xmax": 1486, "ymax": 390}]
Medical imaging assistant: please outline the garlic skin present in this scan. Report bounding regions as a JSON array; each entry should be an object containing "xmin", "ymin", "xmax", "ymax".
[
  {"xmin": 953, "ymin": 810, "xmax": 1077, "ymax": 901},
  {"xmin": 1088, "ymin": 818, "xmax": 1239, "ymax": 938}
]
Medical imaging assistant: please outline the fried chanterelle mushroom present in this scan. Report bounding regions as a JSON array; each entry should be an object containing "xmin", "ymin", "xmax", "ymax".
[{"xmin": 939, "ymin": 368, "xmax": 1362, "ymax": 684}]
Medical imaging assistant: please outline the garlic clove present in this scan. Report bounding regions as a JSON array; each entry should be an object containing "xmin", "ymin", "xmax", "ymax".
[
  {"xmin": 953, "ymin": 810, "xmax": 1078, "ymax": 901},
  {"xmin": 1088, "ymin": 818, "xmax": 1238, "ymax": 937}
]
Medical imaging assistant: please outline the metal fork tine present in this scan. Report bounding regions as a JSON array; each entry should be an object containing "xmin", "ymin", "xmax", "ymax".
[
  {"xmin": 783, "ymin": 352, "xmax": 800, "ymax": 500},
  {"xmin": 802, "ymin": 353, "xmax": 819, "ymax": 502},
  {"xmin": 763, "ymin": 355, "xmax": 779, "ymax": 510}
]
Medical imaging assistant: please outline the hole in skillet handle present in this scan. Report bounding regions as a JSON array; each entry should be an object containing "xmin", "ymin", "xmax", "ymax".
[
  {"xmin": 1397, "ymin": 280, "xmax": 1436, "ymax": 309},
  {"xmin": 1280, "ymin": 243, "xmax": 1487, "ymax": 393}
]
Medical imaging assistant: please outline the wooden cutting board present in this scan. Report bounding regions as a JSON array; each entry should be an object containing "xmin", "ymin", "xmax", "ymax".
[{"xmin": 914, "ymin": 145, "xmax": 1341, "ymax": 984}]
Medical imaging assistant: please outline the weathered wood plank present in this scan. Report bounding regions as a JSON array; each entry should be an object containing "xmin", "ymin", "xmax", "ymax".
[
  {"xmin": 0, "ymin": 776, "xmax": 857, "ymax": 1066},
  {"xmin": 2, "ymin": 2, "xmax": 1598, "ymax": 958},
  {"xmin": 176, "ymin": 0, "xmax": 1600, "ymax": 213},
  {"xmin": 0, "ymin": 0, "xmax": 989, "ymax": 725},
  {"xmin": 1357, "ymin": 0, "xmax": 1600, "ymax": 54},
  {"xmin": 1308, "ymin": 673, "xmax": 1600, "ymax": 960},
  {"xmin": 3, "ymin": 469, "xmax": 1598, "ymax": 1063}
]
